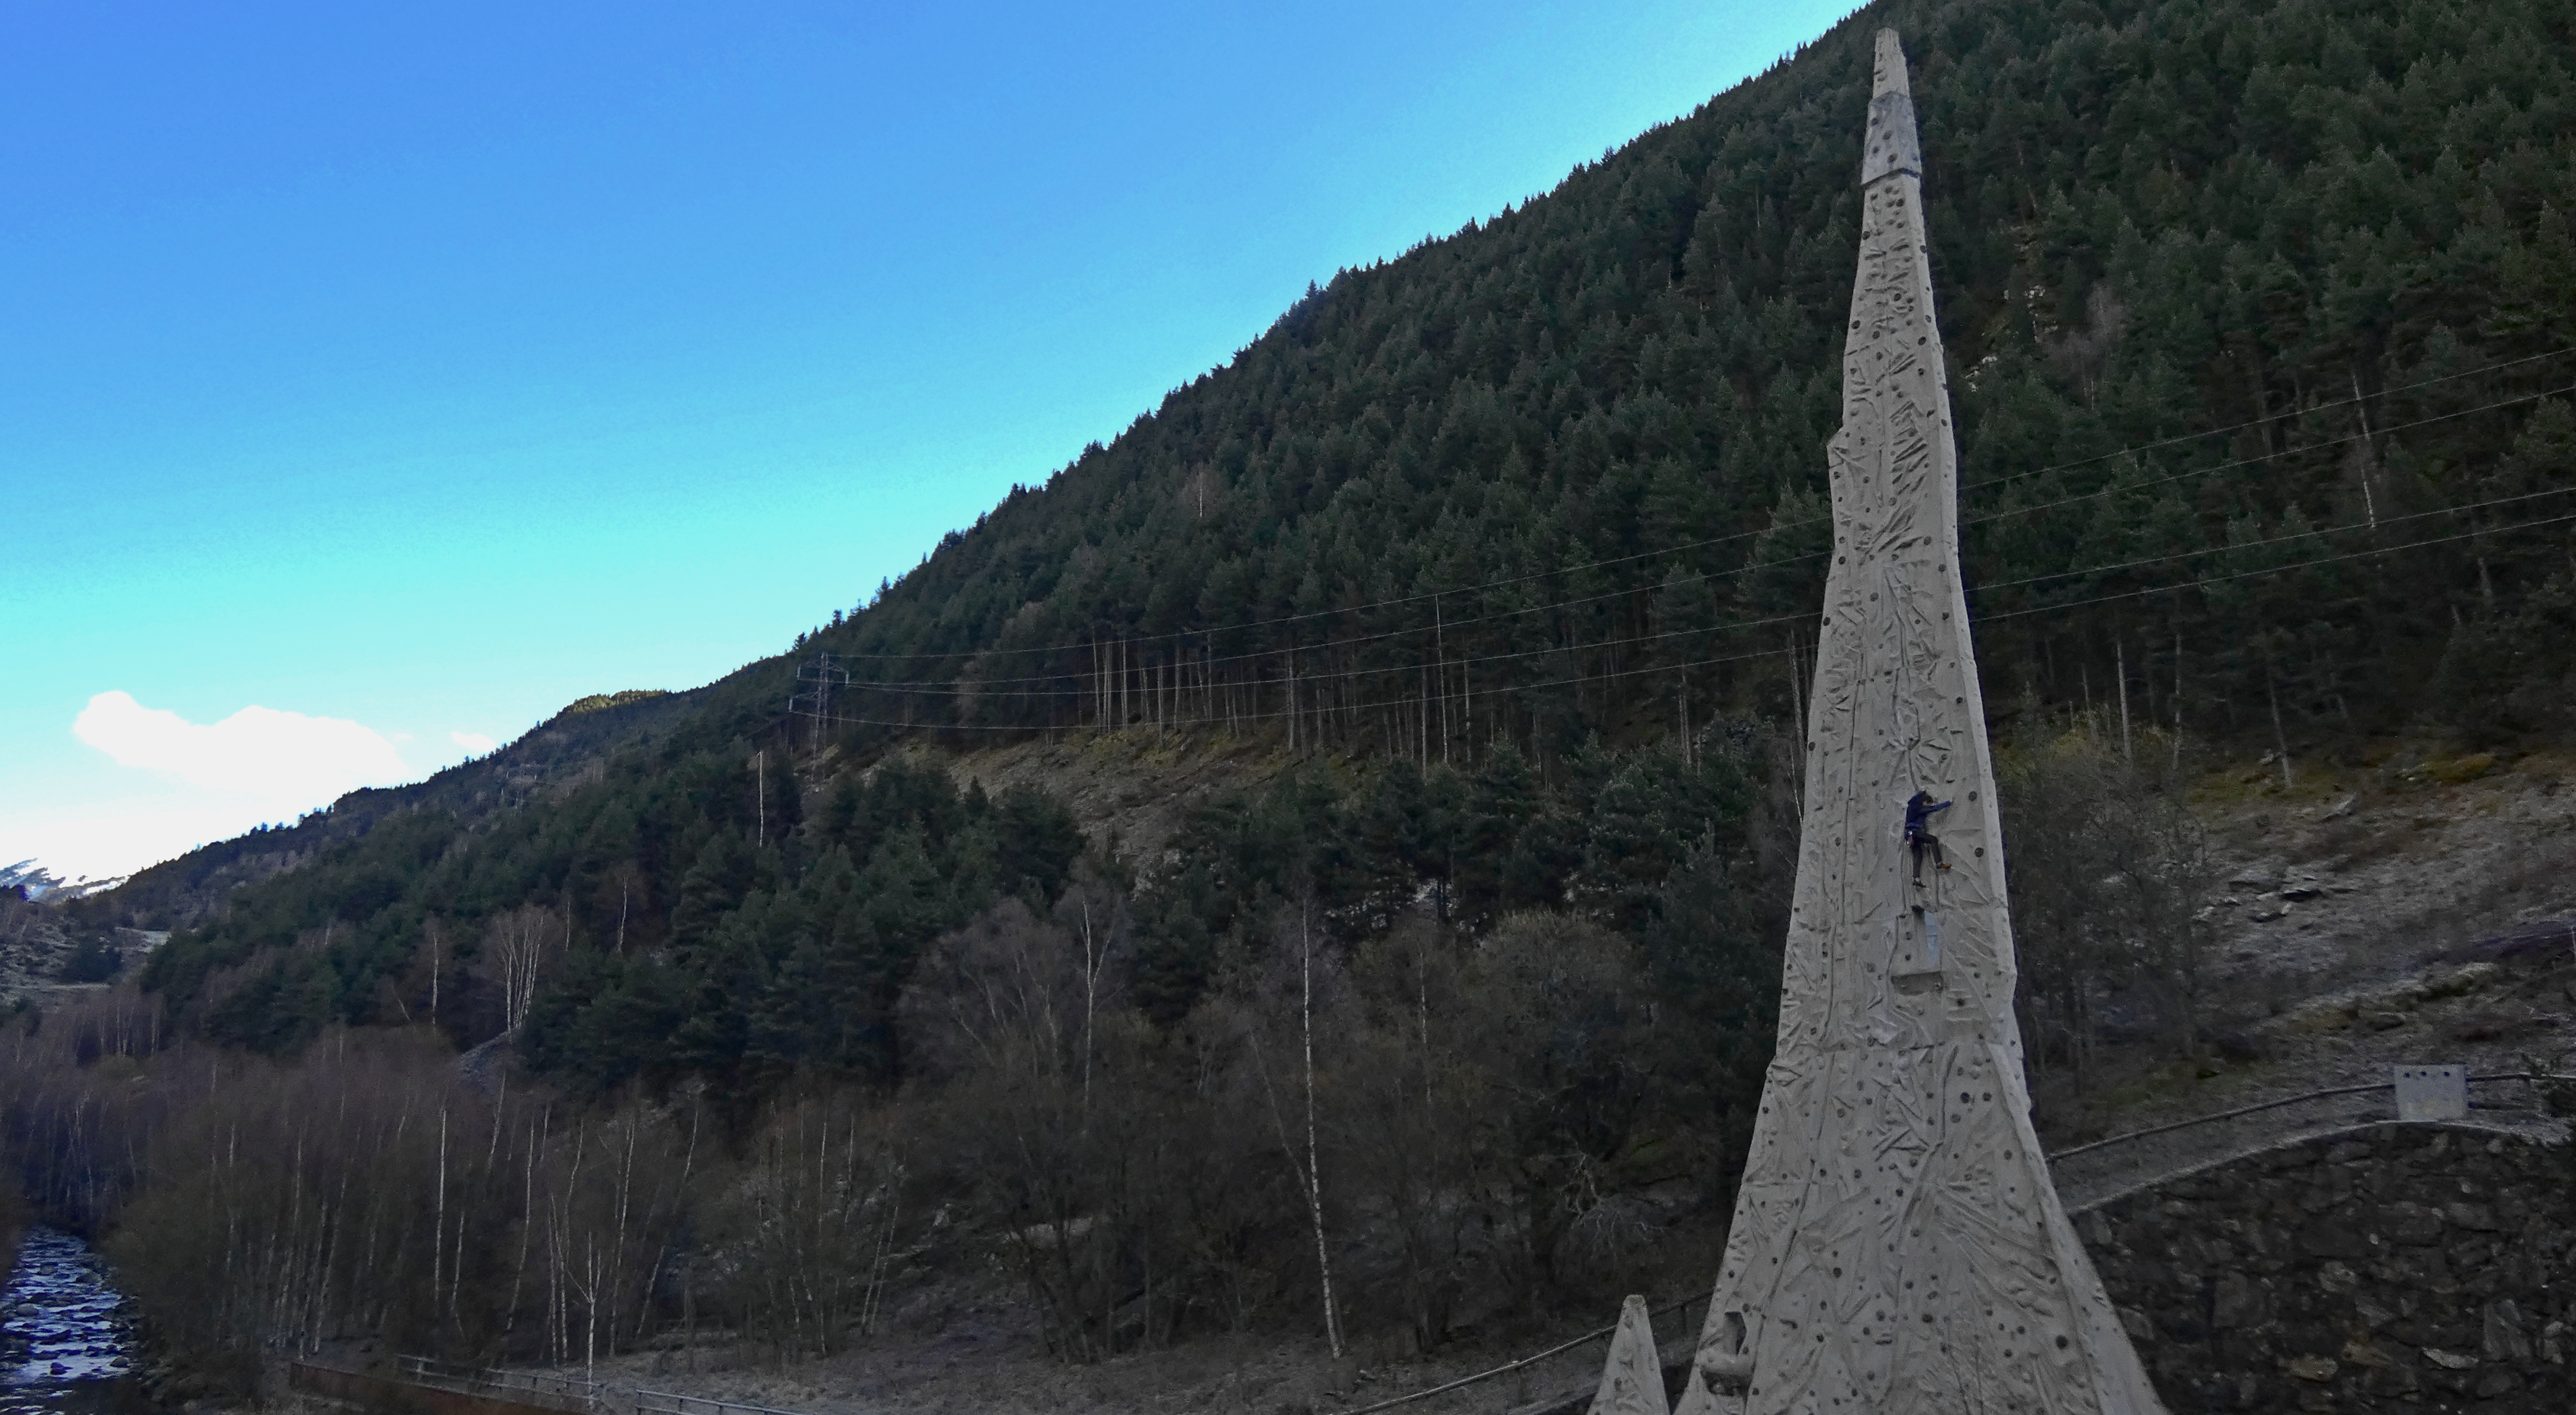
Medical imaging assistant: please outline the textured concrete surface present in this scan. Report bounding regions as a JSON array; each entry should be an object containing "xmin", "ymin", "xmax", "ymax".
[
  {"xmin": 1672, "ymin": 30, "xmax": 2165, "ymax": 1415},
  {"xmin": 1587, "ymin": 1295, "xmax": 1670, "ymax": 1415}
]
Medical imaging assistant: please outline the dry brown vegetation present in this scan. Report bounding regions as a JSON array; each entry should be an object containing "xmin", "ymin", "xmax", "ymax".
[
  {"xmin": 1999, "ymin": 722, "xmax": 2221, "ymax": 1089},
  {"xmin": 0, "ymin": 896, "xmax": 1730, "ymax": 1397},
  {"xmin": 0, "ymin": 999, "xmax": 697, "ymax": 1395}
]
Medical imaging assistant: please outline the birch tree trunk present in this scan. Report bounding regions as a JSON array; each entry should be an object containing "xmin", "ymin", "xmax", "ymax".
[{"xmin": 1299, "ymin": 904, "xmax": 1343, "ymax": 1357}]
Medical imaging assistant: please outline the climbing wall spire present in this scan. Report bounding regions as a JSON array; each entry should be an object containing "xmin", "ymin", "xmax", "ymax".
[{"xmin": 1672, "ymin": 31, "xmax": 2167, "ymax": 1415}]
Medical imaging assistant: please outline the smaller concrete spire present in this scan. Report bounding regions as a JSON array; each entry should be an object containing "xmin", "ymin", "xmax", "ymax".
[{"xmin": 1589, "ymin": 1295, "xmax": 1670, "ymax": 1415}]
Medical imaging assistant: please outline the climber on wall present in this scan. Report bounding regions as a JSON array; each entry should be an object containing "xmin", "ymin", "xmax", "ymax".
[{"xmin": 1905, "ymin": 789, "xmax": 1952, "ymax": 884}]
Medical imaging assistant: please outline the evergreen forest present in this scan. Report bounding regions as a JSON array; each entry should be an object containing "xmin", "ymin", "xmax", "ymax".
[{"xmin": 21, "ymin": 0, "xmax": 2576, "ymax": 1387}]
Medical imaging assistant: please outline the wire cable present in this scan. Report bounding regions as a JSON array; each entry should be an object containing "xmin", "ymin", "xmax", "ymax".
[
  {"xmin": 796, "ymin": 505, "xmax": 2576, "ymax": 735},
  {"xmin": 842, "ymin": 373, "xmax": 2576, "ymax": 690},
  {"xmin": 1964, "ymin": 381, "xmax": 2576, "ymax": 529},
  {"xmin": 1978, "ymin": 506, "xmax": 2576, "ymax": 624},
  {"xmin": 814, "ymin": 349, "xmax": 2576, "ymax": 662},
  {"xmin": 1955, "ymin": 343, "xmax": 2576, "ymax": 493},
  {"xmin": 823, "ymin": 482, "xmax": 2576, "ymax": 702}
]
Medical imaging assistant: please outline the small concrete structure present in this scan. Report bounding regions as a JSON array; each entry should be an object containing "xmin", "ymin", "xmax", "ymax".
[
  {"xmin": 1589, "ymin": 1295, "xmax": 1671, "ymax": 1415},
  {"xmin": 1671, "ymin": 30, "xmax": 2166, "ymax": 1415},
  {"xmin": 2395, "ymin": 1064, "xmax": 2470, "ymax": 1121}
]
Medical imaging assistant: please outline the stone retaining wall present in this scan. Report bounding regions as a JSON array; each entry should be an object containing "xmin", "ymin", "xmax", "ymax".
[{"xmin": 2079, "ymin": 1123, "xmax": 2570, "ymax": 1411}]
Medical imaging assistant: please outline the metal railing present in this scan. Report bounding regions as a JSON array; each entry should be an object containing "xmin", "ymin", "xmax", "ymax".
[
  {"xmin": 1335, "ymin": 1293, "xmax": 1700, "ymax": 1415},
  {"xmin": 2044, "ymin": 1071, "xmax": 2564, "ymax": 1162},
  {"xmin": 395, "ymin": 1355, "xmax": 604, "ymax": 1414},
  {"xmin": 2045, "ymin": 1070, "xmax": 2570, "ymax": 1214},
  {"xmin": 635, "ymin": 1390, "xmax": 817, "ymax": 1415},
  {"xmin": 2044, "ymin": 1081, "xmax": 2398, "ymax": 1162}
]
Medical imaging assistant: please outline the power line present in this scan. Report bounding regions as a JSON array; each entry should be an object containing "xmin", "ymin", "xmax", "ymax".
[
  {"xmin": 814, "ymin": 349, "xmax": 2576, "ymax": 662},
  {"xmin": 793, "ymin": 504, "xmax": 2576, "ymax": 740},
  {"xmin": 1955, "ymin": 342, "xmax": 2576, "ymax": 494},
  {"xmin": 819, "ymin": 479, "xmax": 2576, "ymax": 703},
  {"xmin": 1979, "ymin": 505, "xmax": 2576, "ymax": 624},
  {"xmin": 1964, "ymin": 380, "xmax": 2576, "ymax": 529},
  {"xmin": 786, "ymin": 654, "xmax": 851, "ymax": 753},
  {"xmin": 841, "ymin": 373, "xmax": 2576, "ymax": 691},
  {"xmin": 792, "ymin": 640, "xmax": 1805, "ymax": 733},
  {"xmin": 844, "ymin": 546, "xmax": 1831, "ymax": 689},
  {"xmin": 841, "ymin": 607, "xmax": 1807, "ymax": 698},
  {"xmin": 1972, "ymin": 481, "xmax": 2576, "ymax": 598}
]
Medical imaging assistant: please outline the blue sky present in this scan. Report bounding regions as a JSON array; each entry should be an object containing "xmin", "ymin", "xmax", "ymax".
[{"xmin": 3, "ymin": 0, "xmax": 1855, "ymax": 881}]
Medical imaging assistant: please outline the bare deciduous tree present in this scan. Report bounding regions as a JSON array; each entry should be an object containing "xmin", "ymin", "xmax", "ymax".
[
  {"xmin": 485, "ymin": 905, "xmax": 565, "ymax": 1036},
  {"xmin": 2001, "ymin": 724, "xmax": 2216, "ymax": 1089}
]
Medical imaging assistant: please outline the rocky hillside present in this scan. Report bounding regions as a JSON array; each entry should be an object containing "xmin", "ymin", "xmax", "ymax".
[{"xmin": 2025, "ymin": 738, "xmax": 2576, "ymax": 1152}]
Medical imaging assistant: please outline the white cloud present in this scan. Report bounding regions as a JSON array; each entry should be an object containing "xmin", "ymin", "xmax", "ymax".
[
  {"xmin": 73, "ymin": 691, "xmax": 413, "ymax": 805},
  {"xmin": 0, "ymin": 802, "xmax": 285, "ymax": 887},
  {"xmin": 449, "ymin": 730, "xmax": 497, "ymax": 754},
  {"xmin": 3, "ymin": 693, "xmax": 483, "ymax": 881}
]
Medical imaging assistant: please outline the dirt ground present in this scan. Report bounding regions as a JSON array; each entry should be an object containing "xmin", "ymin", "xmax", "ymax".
[
  {"xmin": 570, "ymin": 1293, "xmax": 1652, "ymax": 1415},
  {"xmin": 935, "ymin": 729, "xmax": 1313, "ymax": 875}
]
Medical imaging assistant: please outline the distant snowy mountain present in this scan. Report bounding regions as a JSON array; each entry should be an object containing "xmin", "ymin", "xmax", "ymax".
[{"xmin": 0, "ymin": 859, "xmax": 127, "ymax": 901}]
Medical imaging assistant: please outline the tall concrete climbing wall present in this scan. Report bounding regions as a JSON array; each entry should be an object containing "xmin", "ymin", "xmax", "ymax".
[{"xmin": 1671, "ymin": 30, "xmax": 2166, "ymax": 1415}]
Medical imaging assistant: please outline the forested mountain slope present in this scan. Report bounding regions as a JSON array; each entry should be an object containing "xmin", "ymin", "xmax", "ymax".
[
  {"xmin": 127, "ymin": 0, "xmax": 2576, "ymax": 1092},
  {"xmin": 33, "ymin": 0, "xmax": 2576, "ymax": 1375},
  {"xmin": 810, "ymin": 0, "xmax": 2576, "ymax": 753},
  {"xmin": 69, "ymin": 686, "xmax": 706, "ymax": 935}
]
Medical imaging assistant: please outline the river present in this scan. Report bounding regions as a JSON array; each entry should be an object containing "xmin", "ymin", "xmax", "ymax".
[{"xmin": 0, "ymin": 1229, "xmax": 137, "ymax": 1415}]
